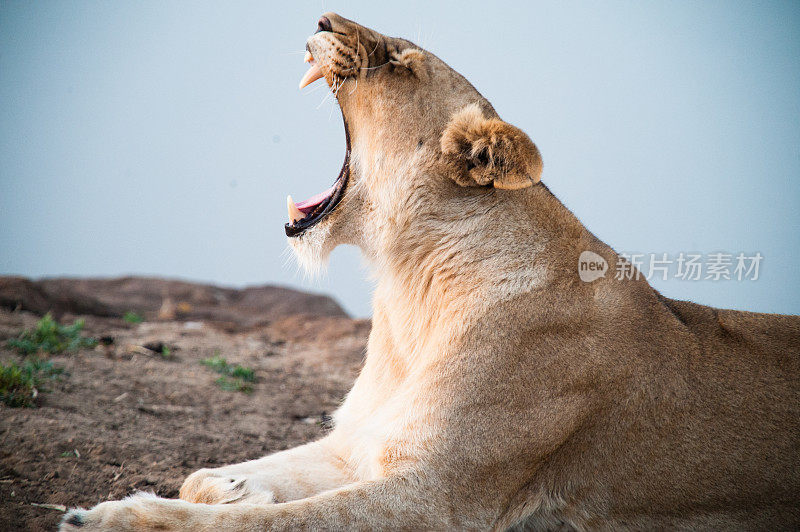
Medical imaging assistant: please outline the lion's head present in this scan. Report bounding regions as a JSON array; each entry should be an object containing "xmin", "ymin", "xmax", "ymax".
[{"xmin": 286, "ymin": 13, "xmax": 543, "ymax": 272}]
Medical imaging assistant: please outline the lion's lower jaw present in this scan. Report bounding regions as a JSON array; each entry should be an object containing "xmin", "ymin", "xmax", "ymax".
[
  {"xmin": 288, "ymin": 218, "xmax": 360, "ymax": 276},
  {"xmin": 287, "ymin": 208, "xmax": 370, "ymax": 275},
  {"xmin": 288, "ymin": 229, "xmax": 333, "ymax": 276}
]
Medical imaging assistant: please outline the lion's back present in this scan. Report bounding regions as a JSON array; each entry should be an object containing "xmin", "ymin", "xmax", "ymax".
[{"xmin": 660, "ymin": 296, "xmax": 800, "ymax": 363}]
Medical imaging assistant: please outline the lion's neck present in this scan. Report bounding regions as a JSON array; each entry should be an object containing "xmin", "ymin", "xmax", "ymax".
[{"xmin": 368, "ymin": 183, "xmax": 588, "ymax": 364}]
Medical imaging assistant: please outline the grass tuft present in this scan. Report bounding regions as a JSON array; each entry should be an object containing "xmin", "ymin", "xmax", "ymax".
[
  {"xmin": 123, "ymin": 311, "xmax": 144, "ymax": 324},
  {"xmin": 200, "ymin": 353, "xmax": 255, "ymax": 393},
  {"xmin": 214, "ymin": 376, "xmax": 253, "ymax": 394},
  {"xmin": 0, "ymin": 358, "xmax": 64, "ymax": 407},
  {"xmin": 6, "ymin": 313, "xmax": 97, "ymax": 356}
]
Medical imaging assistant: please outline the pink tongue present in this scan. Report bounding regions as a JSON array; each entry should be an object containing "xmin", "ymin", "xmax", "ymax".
[{"xmin": 295, "ymin": 186, "xmax": 335, "ymax": 214}]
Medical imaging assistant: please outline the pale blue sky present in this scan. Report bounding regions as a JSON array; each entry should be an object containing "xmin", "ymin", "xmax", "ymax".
[{"xmin": 1, "ymin": 1, "xmax": 798, "ymax": 317}]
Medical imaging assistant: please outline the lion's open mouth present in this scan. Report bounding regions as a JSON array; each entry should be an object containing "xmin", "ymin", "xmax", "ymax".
[{"xmin": 285, "ymin": 53, "xmax": 351, "ymax": 238}]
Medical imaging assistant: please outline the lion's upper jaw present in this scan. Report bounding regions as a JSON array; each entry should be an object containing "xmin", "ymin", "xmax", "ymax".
[{"xmin": 303, "ymin": 32, "xmax": 364, "ymax": 88}]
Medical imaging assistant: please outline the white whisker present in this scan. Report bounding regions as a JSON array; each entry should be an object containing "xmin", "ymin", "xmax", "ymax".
[
  {"xmin": 334, "ymin": 76, "xmax": 345, "ymax": 97},
  {"xmin": 361, "ymin": 62, "xmax": 390, "ymax": 71},
  {"xmin": 329, "ymin": 97, "xmax": 338, "ymax": 121},
  {"xmin": 317, "ymin": 85, "xmax": 334, "ymax": 109},
  {"xmin": 304, "ymin": 82, "xmax": 328, "ymax": 95}
]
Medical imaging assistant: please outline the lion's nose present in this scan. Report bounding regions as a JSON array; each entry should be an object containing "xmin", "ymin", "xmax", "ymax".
[{"xmin": 316, "ymin": 16, "xmax": 333, "ymax": 33}]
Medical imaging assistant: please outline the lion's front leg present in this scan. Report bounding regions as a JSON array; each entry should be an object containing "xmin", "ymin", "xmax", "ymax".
[
  {"xmin": 179, "ymin": 437, "xmax": 354, "ymax": 505},
  {"xmin": 61, "ymin": 473, "xmax": 459, "ymax": 531},
  {"xmin": 60, "ymin": 494, "xmax": 281, "ymax": 532}
]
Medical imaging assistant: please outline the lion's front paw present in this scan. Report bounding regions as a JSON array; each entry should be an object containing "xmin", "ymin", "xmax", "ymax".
[
  {"xmin": 60, "ymin": 508, "xmax": 89, "ymax": 531},
  {"xmin": 60, "ymin": 493, "xmax": 214, "ymax": 531},
  {"xmin": 179, "ymin": 469, "xmax": 275, "ymax": 505},
  {"xmin": 59, "ymin": 494, "xmax": 151, "ymax": 531}
]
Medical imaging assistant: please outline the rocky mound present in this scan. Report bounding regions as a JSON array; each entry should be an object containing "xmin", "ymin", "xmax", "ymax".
[{"xmin": 0, "ymin": 276, "xmax": 347, "ymax": 331}]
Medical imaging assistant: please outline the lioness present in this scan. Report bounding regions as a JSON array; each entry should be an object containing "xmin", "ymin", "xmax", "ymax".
[{"xmin": 62, "ymin": 13, "xmax": 799, "ymax": 531}]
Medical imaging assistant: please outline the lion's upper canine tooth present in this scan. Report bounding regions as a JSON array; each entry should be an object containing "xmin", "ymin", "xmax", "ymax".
[
  {"xmin": 299, "ymin": 62, "xmax": 323, "ymax": 89},
  {"xmin": 287, "ymin": 195, "xmax": 305, "ymax": 223},
  {"xmin": 304, "ymin": 50, "xmax": 313, "ymax": 63}
]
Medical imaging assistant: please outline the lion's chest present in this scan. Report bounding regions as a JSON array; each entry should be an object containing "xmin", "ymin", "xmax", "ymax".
[{"xmin": 332, "ymin": 371, "xmax": 441, "ymax": 481}]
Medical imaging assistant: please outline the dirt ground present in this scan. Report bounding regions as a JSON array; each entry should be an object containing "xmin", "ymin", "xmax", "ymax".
[{"xmin": 0, "ymin": 298, "xmax": 369, "ymax": 531}]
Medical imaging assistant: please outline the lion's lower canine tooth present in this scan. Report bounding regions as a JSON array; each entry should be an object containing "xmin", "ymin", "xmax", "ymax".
[{"xmin": 287, "ymin": 195, "xmax": 305, "ymax": 223}]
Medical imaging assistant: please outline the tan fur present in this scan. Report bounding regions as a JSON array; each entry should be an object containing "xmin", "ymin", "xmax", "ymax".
[{"xmin": 62, "ymin": 13, "xmax": 800, "ymax": 531}]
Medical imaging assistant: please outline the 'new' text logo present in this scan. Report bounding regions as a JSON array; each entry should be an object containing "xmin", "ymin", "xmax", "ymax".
[{"xmin": 578, "ymin": 251, "xmax": 608, "ymax": 282}]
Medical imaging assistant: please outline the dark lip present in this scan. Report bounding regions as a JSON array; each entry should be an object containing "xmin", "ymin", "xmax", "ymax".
[{"xmin": 285, "ymin": 116, "xmax": 351, "ymax": 238}]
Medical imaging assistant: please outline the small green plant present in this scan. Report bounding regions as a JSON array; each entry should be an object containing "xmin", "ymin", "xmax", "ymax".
[
  {"xmin": 214, "ymin": 376, "xmax": 253, "ymax": 394},
  {"xmin": 123, "ymin": 311, "xmax": 144, "ymax": 324},
  {"xmin": 200, "ymin": 353, "xmax": 255, "ymax": 393},
  {"xmin": 199, "ymin": 353, "xmax": 226, "ymax": 372},
  {"xmin": 230, "ymin": 366, "xmax": 254, "ymax": 380},
  {"xmin": 201, "ymin": 354, "xmax": 255, "ymax": 381},
  {"xmin": 0, "ymin": 357, "xmax": 64, "ymax": 407},
  {"xmin": 160, "ymin": 345, "xmax": 172, "ymax": 359},
  {"xmin": 6, "ymin": 314, "xmax": 96, "ymax": 356}
]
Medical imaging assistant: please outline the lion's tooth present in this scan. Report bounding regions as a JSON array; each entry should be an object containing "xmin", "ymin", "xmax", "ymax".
[
  {"xmin": 299, "ymin": 63, "xmax": 323, "ymax": 89},
  {"xmin": 304, "ymin": 51, "xmax": 313, "ymax": 63},
  {"xmin": 287, "ymin": 195, "xmax": 305, "ymax": 223}
]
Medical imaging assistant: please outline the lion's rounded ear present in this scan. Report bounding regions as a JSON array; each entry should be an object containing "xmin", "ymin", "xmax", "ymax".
[
  {"xmin": 440, "ymin": 104, "xmax": 542, "ymax": 190},
  {"xmin": 387, "ymin": 45, "xmax": 427, "ymax": 80}
]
